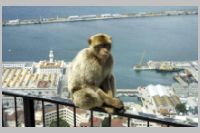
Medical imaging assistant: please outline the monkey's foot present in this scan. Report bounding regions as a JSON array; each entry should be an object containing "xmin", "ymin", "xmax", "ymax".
[
  {"xmin": 103, "ymin": 107, "xmax": 115, "ymax": 114},
  {"xmin": 114, "ymin": 106, "xmax": 126, "ymax": 114},
  {"xmin": 111, "ymin": 98, "xmax": 124, "ymax": 109},
  {"xmin": 103, "ymin": 105, "xmax": 125, "ymax": 114}
]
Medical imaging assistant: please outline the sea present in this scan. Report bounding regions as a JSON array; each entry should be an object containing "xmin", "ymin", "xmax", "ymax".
[{"xmin": 2, "ymin": 6, "xmax": 198, "ymax": 91}]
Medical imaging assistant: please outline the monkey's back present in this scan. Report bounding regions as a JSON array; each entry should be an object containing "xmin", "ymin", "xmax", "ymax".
[{"xmin": 67, "ymin": 48, "xmax": 109, "ymax": 93}]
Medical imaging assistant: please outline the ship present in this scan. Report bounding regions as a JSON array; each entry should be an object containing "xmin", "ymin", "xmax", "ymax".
[{"xmin": 155, "ymin": 65, "xmax": 183, "ymax": 72}]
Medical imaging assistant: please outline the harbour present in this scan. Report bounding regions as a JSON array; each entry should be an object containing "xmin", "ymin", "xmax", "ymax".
[
  {"xmin": 3, "ymin": 8, "xmax": 198, "ymax": 89},
  {"xmin": 2, "ymin": 7, "xmax": 198, "ymax": 126},
  {"xmin": 133, "ymin": 60, "xmax": 194, "ymax": 71},
  {"xmin": 133, "ymin": 60, "xmax": 198, "ymax": 86}
]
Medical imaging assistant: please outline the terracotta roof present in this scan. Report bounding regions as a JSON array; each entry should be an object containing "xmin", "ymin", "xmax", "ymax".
[
  {"xmin": 91, "ymin": 117, "xmax": 102, "ymax": 127},
  {"xmin": 3, "ymin": 109, "xmax": 24, "ymax": 122},
  {"xmin": 80, "ymin": 117, "xmax": 102, "ymax": 127},
  {"xmin": 66, "ymin": 107, "xmax": 87, "ymax": 114},
  {"xmin": 37, "ymin": 80, "xmax": 50, "ymax": 88},
  {"xmin": 159, "ymin": 109, "xmax": 169, "ymax": 116},
  {"xmin": 111, "ymin": 118, "xmax": 123, "ymax": 127},
  {"xmin": 39, "ymin": 61, "xmax": 62, "ymax": 68}
]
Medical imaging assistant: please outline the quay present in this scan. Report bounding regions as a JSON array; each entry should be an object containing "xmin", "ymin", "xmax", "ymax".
[
  {"xmin": 133, "ymin": 60, "xmax": 197, "ymax": 72},
  {"xmin": 133, "ymin": 60, "xmax": 198, "ymax": 86},
  {"xmin": 116, "ymin": 89, "xmax": 140, "ymax": 97},
  {"xmin": 173, "ymin": 75, "xmax": 188, "ymax": 87},
  {"xmin": 3, "ymin": 10, "xmax": 197, "ymax": 26}
]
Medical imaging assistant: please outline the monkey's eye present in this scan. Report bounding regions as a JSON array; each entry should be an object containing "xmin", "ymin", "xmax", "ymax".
[
  {"xmin": 96, "ymin": 44, "xmax": 111, "ymax": 49},
  {"xmin": 103, "ymin": 44, "xmax": 111, "ymax": 49}
]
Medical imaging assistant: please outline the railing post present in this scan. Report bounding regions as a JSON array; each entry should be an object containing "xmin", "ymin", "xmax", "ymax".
[
  {"xmin": 42, "ymin": 100, "xmax": 46, "ymax": 127},
  {"xmin": 127, "ymin": 117, "xmax": 130, "ymax": 127},
  {"xmin": 56, "ymin": 104, "xmax": 60, "ymax": 127},
  {"xmin": 14, "ymin": 97, "xmax": 18, "ymax": 127},
  {"xmin": 23, "ymin": 97, "xmax": 35, "ymax": 127},
  {"xmin": 2, "ymin": 105, "xmax": 4, "ymax": 127},
  {"xmin": 108, "ymin": 114, "xmax": 112, "ymax": 127},
  {"xmin": 90, "ymin": 110, "xmax": 93, "ymax": 127},
  {"xmin": 73, "ymin": 107, "xmax": 76, "ymax": 127},
  {"xmin": 147, "ymin": 121, "xmax": 150, "ymax": 127}
]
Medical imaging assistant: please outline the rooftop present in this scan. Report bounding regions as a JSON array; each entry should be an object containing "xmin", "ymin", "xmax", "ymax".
[
  {"xmin": 2, "ymin": 90, "xmax": 197, "ymax": 127},
  {"xmin": 2, "ymin": 68, "xmax": 59, "ymax": 89},
  {"xmin": 39, "ymin": 60, "xmax": 64, "ymax": 68}
]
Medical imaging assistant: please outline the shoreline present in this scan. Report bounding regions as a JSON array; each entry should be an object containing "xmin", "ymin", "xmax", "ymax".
[{"xmin": 3, "ymin": 9, "xmax": 197, "ymax": 26}]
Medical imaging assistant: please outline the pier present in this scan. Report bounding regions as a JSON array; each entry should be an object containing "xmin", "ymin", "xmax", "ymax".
[
  {"xmin": 133, "ymin": 60, "xmax": 198, "ymax": 86},
  {"xmin": 133, "ymin": 60, "xmax": 195, "ymax": 72},
  {"xmin": 3, "ymin": 10, "xmax": 197, "ymax": 26},
  {"xmin": 116, "ymin": 89, "xmax": 140, "ymax": 97},
  {"xmin": 173, "ymin": 75, "xmax": 188, "ymax": 87}
]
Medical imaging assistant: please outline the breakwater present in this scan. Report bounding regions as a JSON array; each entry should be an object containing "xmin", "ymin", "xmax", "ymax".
[{"xmin": 3, "ymin": 10, "xmax": 197, "ymax": 26}]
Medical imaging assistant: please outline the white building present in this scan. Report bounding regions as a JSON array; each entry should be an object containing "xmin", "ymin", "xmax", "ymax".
[
  {"xmin": 139, "ymin": 85, "xmax": 181, "ymax": 116},
  {"xmin": 36, "ymin": 50, "xmax": 66, "ymax": 74},
  {"xmin": 172, "ymin": 83, "xmax": 198, "ymax": 98},
  {"xmin": 44, "ymin": 106, "xmax": 89, "ymax": 127},
  {"xmin": 80, "ymin": 15, "xmax": 97, "ymax": 19},
  {"xmin": 101, "ymin": 14, "xmax": 112, "ymax": 17},
  {"xmin": 8, "ymin": 19, "xmax": 20, "ymax": 25},
  {"xmin": 130, "ymin": 119, "xmax": 162, "ymax": 127},
  {"xmin": 184, "ymin": 97, "xmax": 198, "ymax": 115},
  {"xmin": 3, "ymin": 62, "xmax": 35, "ymax": 72},
  {"xmin": 112, "ymin": 14, "xmax": 122, "ymax": 17},
  {"xmin": 3, "ymin": 108, "xmax": 25, "ymax": 127},
  {"xmin": 2, "ymin": 51, "xmax": 66, "ymax": 108},
  {"xmin": 68, "ymin": 16, "xmax": 80, "ymax": 20}
]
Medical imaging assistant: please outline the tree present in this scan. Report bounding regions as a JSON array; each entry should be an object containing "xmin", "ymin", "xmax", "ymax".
[
  {"xmin": 50, "ymin": 118, "xmax": 70, "ymax": 127},
  {"xmin": 101, "ymin": 117, "xmax": 110, "ymax": 127},
  {"xmin": 175, "ymin": 103, "xmax": 187, "ymax": 114}
]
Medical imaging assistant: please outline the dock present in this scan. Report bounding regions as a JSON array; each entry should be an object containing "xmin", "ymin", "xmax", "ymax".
[
  {"xmin": 173, "ymin": 75, "xmax": 188, "ymax": 87},
  {"xmin": 116, "ymin": 89, "xmax": 140, "ymax": 97},
  {"xmin": 133, "ymin": 60, "xmax": 193, "ymax": 72},
  {"xmin": 133, "ymin": 60, "xmax": 198, "ymax": 85},
  {"xmin": 3, "ymin": 10, "xmax": 197, "ymax": 26}
]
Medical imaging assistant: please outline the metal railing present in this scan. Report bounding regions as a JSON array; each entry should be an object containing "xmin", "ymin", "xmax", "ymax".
[{"xmin": 2, "ymin": 90, "xmax": 197, "ymax": 127}]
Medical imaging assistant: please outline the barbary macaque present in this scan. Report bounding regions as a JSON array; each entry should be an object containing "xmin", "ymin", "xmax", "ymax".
[{"xmin": 67, "ymin": 33, "xmax": 124, "ymax": 113}]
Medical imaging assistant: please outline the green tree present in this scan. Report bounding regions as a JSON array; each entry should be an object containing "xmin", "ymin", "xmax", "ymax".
[
  {"xmin": 101, "ymin": 117, "xmax": 110, "ymax": 127},
  {"xmin": 50, "ymin": 118, "xmax": 70, "ymax": 127},
  {"xmin": 175, "ymin": 103, "xmax": 187, "ymax": 114}
]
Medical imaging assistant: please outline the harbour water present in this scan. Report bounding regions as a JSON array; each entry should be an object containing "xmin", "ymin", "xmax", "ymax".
[{"xmin": 2, "ymin": 7, "xmax": 198, "ymax": 89}]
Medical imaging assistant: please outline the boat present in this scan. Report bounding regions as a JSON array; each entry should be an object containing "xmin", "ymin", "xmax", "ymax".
[
  {"xmin": 133, "ymin": 50, "xmax": 146, "ymax": 71},
  {"xmin": 155, "ymin": 65, "xmax": 183, "ymax": 72}
]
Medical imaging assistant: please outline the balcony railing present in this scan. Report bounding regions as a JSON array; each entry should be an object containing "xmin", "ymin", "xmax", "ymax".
[{"xmin": 2, "ymin": 90, "xmax": 197, "ymax": 127}]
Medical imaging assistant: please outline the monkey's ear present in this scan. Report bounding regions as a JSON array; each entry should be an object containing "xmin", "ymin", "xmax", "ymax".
[
  {"xmin": 109, "ymin": 36, "xmax": 112, "ymax": 41},
  {"xmin": 88, "ymin": 38, "xmax": 92, "ymax": 45},
  {"xmin": 107, "ymin": 36, "xmax": 112, "ymax": 44}
]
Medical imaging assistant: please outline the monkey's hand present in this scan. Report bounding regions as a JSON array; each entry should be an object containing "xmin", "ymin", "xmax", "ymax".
[{"xmin": 114, "ymin": 105, "xmax": 125, "ymax": 114}]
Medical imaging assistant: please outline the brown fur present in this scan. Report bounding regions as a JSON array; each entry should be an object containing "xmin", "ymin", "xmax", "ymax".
[{"xmin": 67, "ymin": 33, "xmax": 124, "ymax": 114}]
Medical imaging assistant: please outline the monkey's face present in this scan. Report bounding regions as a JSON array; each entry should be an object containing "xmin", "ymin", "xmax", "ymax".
[
  {"xmin": 94, "ymin": 43, "xmax": 111, "ymax": 58},
  {"xmin": 88, "ymin": 33, "xmax": 112, "ymax": 60}
]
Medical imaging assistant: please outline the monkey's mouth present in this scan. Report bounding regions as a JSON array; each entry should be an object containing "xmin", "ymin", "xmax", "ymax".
[
  {"xmin": 100, "ymin": 51, "xmax": 109, "ymax": 56},
  {"xmin": 101, "ymin": 53, "xmax": 110, "ymax": 59},
  {"xmin": 103, "ymin": 52, "xmax": 109, "ymax": 55}
]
